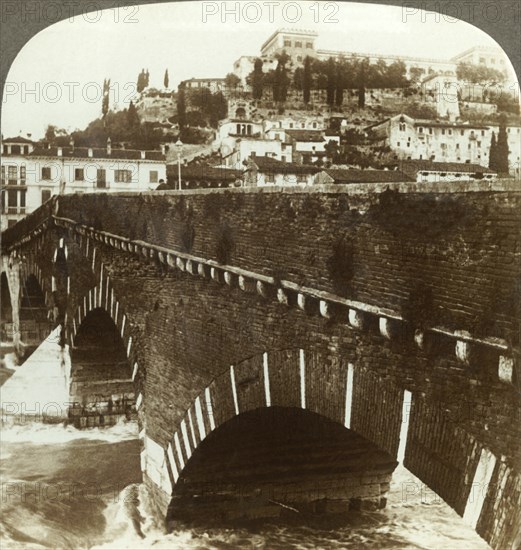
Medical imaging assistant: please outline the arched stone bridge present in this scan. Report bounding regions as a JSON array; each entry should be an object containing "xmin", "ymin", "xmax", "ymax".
[{"xmin": 1, "ymin": 182, "xmax": 520, "ymax": 548}]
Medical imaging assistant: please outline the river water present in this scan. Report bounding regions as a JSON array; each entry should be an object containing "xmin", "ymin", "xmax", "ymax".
[{"xmin": 0, "ymin": 356, "xmax": 490, "ymax": 550}]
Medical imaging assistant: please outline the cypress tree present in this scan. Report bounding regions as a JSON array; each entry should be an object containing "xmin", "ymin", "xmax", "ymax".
[
  {"xmin": 102, "ymin": 78, "xmax": 110, "ymax": 118},
  {"xmin": 177, "ymin": 83, "xmax": 186, "ymax": 128},
  {"xmin": 335, "ymin": 60, "xmax": 344, "ymax": 108},
  {"xmin": 488, "ymin": 132, "xmax": 497, "ymax": 171},
  {"xmin": 326, "ymin": 58, "xmax": 336, "ymax": 106},
  {"xmin": 251, "ymin": 58, "xmax": 264, "ymax": 100},
  {"xmin": 496, "ymin": 119, "xmax": 510, "ymax": 176},
  {"xmin": 164, "ymin": 69, "xmax": 169, "ymax": 89},
  {"xmin": 303, "ymin": 56, "xmax": 311, "ymax": 104},
  {"xmin": 137, "ymin": 69, "xmax": 145, "ymax": 93}
]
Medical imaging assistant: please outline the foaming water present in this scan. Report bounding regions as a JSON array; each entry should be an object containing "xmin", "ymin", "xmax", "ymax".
[
  {"xmin": 92, "ymin": 467, "xmax": 490, "ymax": 550},
  {"xmin": 1, "ymin": 419, "xmax": 490, "ymax": 549},
  {"xmin": 0, "ymin": 418, "xmax": 139, "ymax": 444}
]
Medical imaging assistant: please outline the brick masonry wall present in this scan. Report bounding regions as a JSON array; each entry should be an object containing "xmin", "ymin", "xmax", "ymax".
[
  {"xmin": 53, "ymin": 184, "xmax": 521, "ymax": 343},
  {"xmin": 2, "ymin": 184, "xmax": 520, "ymax": 547}
]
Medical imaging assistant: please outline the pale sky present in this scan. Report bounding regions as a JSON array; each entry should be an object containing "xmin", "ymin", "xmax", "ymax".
[{"xmin": 1, "ymin": 1, "xmax": 510, "ymax": 140}]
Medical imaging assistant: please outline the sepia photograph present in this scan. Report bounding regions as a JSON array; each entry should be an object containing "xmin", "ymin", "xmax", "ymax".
[{"xmin": 0, "ymin": 0, "xmax": 520, "ymax": 548}]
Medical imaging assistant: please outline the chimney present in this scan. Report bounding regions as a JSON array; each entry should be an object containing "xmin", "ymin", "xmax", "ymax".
[
  {"xmin": 57, "ymin": 147, "xmax": 63, "ymax": 157},
  {"xmin": 88, "ymin": 148, "xmax": 93, "ymax": 158},
  {"xmin": 107, "ymin": 137, "xmax": 112, "ymax": 155},
  {"xmin": 70, "ymin": 138, "xmax": 75, "ymax": 152},
  {"xmin": 140, "ymin": 150, "xmax": 146, "ymax": 159}
]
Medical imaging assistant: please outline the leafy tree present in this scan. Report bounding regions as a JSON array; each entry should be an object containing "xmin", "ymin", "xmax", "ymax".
[
  {"xmin": 386, "ymin": 61, "xmax": 409, "ymax": 87},
  {"xmin": 409, "ymin": 67, "xmax": 425, "ymax": 84},
  {"xmin": 209, "ymin": 92, "xmax": 228, "ymax": 126},
  {"xmin": 164, "ymin": 69, "xmax": 169, "ymax": 89},
  {"xmin": 225, "ymin": 72, "xmax": 241, "ymax": 91},
  {"xmin": 45, "ymin": 125, "xmax": 56, "ymax": 143},
  {"xmin": 188, "ymin": 88, "xmax": 228, "ymax": 128},
  {"xmin": 403, "ymin": 101, "xmax": 437, "ymax": 119},
  {"xmin": 324, "ymin": 139, "xmax": 340, "ymax": 160},
  {"xmin": 456, "ymin": 62, "xmax": 505, "ymax": 84}
]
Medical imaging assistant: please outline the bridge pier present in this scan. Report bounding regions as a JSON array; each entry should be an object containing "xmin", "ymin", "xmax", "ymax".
[{"xmin": 1, "ymin": 255, "xmax": 22, "ymax": 355}]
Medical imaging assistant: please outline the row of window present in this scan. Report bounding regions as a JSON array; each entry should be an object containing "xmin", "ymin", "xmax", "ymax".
[
  {"xmin": 265, "ymin": 173, "xmax": 308, "ymax": 183},
  {"xmin": 478, "ymin": 57, "xmax": 504, "ymax": 65},
  {"xmin": 397, "ymin": 141, "xmax": 484, "ymax": 149},
  {"xmin": 400, "ymin": 124, "xmax": 520, "ymax": 137},
  {"xmin": 2, "ymin": 144, "xmax": 31, "ymax": 155},
  {"xmin": 1, "ymin": 165, "xmax": 26, "ymax": 185},
  {"xmin": 283, "ymin": 39, "xmax": 313, "ymax": 49},
  {"xmin": 2, "ymin": 166, "xmax": 159, "ymax": 184},
  {"xmin": 1, "ymin": 189, "xmax": 26, "ymax": 211}
]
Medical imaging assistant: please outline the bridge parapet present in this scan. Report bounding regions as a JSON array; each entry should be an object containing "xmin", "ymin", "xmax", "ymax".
[
  {"xmin": 1, "ymin": 184, "xmax": 520, "ymax": 548},
  {"xmin": 39, "ymin": 202, "xmax": 521, "ymax": 390}
]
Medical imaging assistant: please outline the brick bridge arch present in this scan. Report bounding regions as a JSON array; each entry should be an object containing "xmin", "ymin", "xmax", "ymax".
[
  {"xmin": 1, "ymin": 187, "xmax": 520, "ymax": 548},
  {"xmin": 161, "ymin": 347, "xmax": 408, "ymax": 524},
  {"xmin": 68, "ymin": 306, "xmax": 136, "ymax": 428}
]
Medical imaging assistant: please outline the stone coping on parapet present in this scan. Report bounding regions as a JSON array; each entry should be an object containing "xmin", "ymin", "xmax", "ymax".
[{"xmin": 79, "ymin": 180, "xmax": 520, "ymax": 197}]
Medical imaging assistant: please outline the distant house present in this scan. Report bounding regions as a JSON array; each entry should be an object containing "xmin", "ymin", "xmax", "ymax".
[
  {"xmin": 392, "ymin": 160, "xmax": 497, "ymax": 182},
  {"xmin": 315, "ymin": 168, "xmax": 413, "ymax": 185},
  {"xmin": 1, "ymin": 138, "xmax": 166, "ymax": 230},
  {"xmin": 218, "ymin": 118, "xmax": 264, "ymax": 141},
  {"xmin": 163, "ymin": 163, "xmax": 243, "ymax": 189},
  {"xmin": 420, "ymin": 73, "xmax": 460, "ymax": 120},
  {"xmin": 367, "ymin": 114, "xmax": 521, "ymax": 175},
  {"xmin": 244, "ymin": 156, "xmax": 320, "ymax": 187},
  {"xmin": 181, "ymin": 78, "xmax": 226, "ymax": 93},
  {"xmin": 285, "ymin": 129, "xmax": 328, "ymax": 163},
  {"xmin": 220, "ymin": 137, "xmax": 284, "ymax": 169}
]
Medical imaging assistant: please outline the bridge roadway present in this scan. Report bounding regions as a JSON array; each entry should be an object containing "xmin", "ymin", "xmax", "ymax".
[{"xmin": 1, "ymin": 182, "xmax": 520, "ymax": 547}]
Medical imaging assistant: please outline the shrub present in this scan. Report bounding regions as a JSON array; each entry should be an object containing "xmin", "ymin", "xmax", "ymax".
[
  {"xmin": 327, "ymin": 237, "xmax": 354, "ymax": 296},
  {"xmin": 215, "ymin": 224, "xmax": 235, "ymax": 264}
]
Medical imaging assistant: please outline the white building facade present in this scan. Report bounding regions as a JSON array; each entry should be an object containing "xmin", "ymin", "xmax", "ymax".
[
  {"xmin": 1, "ymin": 139, "xmax": 166, "ymax": 230},
  {"xmin": 370, "ymin": 114, "xmax": 521, "ymax": 176}
]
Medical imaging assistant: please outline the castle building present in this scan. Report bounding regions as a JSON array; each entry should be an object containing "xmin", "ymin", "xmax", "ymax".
[{"xmin": 232, "ymin": 29, "xmax": 513, "ymax": 86}]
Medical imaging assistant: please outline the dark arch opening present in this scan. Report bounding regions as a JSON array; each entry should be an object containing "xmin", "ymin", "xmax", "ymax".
[
  {"xmin": 1, "ymin": 272, "xmax": 12, "ymax": 325},
  {"xmin": 18, "ymin": 275, "xmax": 53, "ymax": 356},
  {"xmin": 167, "ymin": 407, "xmax": 397, "ymax": 527},
  {"xmin": 20, "ymin": 274, "xmax": 47, "ymax": 321},
  {"xmin": 69, "ymin": 307, "xmax": 134, "ymax": 428}
]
